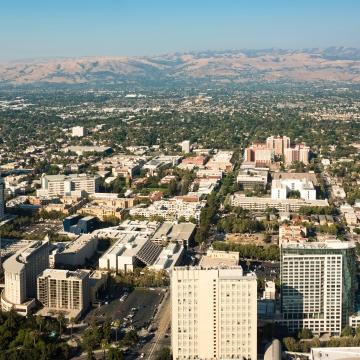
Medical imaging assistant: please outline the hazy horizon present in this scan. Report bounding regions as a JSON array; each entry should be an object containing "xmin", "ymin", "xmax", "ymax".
[{"xmin": 1, "ymin": 0, "xmax": 360, "ymax": 61}]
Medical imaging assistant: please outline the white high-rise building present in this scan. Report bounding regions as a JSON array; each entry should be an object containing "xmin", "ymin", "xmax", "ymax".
[
  {"xmin": 171, "ymin": 266, "xmax": 257, "ymax": 360},
  {"xmin": 271, "ymin": 178, "xmax": 317, "ymax": 201},
  {"xmin": 281, "ymin": 240, "xmax": 357, "ymax": 336},
  {"xmin": 181, "ymin": 140, "xmax": 191, "ymax": 153},
  {"xmin": 0, "ymin": 175, "xmax": 5, "ymax": 219},
  {"xmin": 1, "ymin": 240, "xmax": 49, "ymax": 315},
  {"xmin": 72, "ymin": 126, "xmax": 87, "ymax": 137},
  {"xmin": 37, "ymin": 269, "xmax": 90, "ymax": 319},
  {"xmin": 37, "ymin": 173, "xmax": 100, "ymax": 197}
]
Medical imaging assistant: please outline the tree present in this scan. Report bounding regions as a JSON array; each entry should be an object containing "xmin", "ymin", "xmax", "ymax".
[
  {"xmin": 56, "ymin": 312, "xmax": 67, "ymax": 337},
  {"xmin": 341, "ymin": 325, "xmax": 353, "ymax": 337},
  {"xmin": 108, "ymin": 347, "xmax": 124, "ymax": 360},
  {"xmin": 298, "ymin": 327, "xmax": 313, "ymax": 339},
  {"xmin": 69, "ymin": 317, "xmax": 76, "ymax": 339},
  {"xmin": 35, "ymin": 315, "xmax": 45, "ymax": 333},
  {"xmin": 122, "ymin": 330, "xmax": 138, "ymax": 346},
  {"xmin": 101, "ymin": 339, "xmax": 109, "ymax": 360},
  {"xmin": 356, "ymin": 325, "xmax": 360, "ymax": 337},
  {"xmin": 283, "ymin": 337, "xmax": 299, "ymax": 352},
  {"xmin": 155, "ymin": 347, "xmax": 172, "ymax": 360},
  {"xmin": 167, "ymin": 180, "xmax": 178, "ymax": 196}
]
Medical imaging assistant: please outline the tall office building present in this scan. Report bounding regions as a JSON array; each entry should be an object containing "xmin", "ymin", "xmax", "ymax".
[
  {"xmin": 181, "ymin": 140, "xmax": 191, "ymax": 153},
  {"xmin": 37, "ymin": 269, "xmax": 90, "ymax": 319},
  {"xmin": 72, "ymin": 126, "xmax": 87, "ymax": 137},
  {"xmin": 281, "ymin": 240, "xmax": 357, "ymax": 335},
  {"xmin": 171, "ymin": 267, "xmax": 257, "ymax": 360},
  {"xmin": 1, "ymin": 240, "xmax": 49, "ymax": 315},
  {"xmin": 284, "ymin": 145, "xmax": 310, "ymax": 165},
  {"xmin": 266, "ymin": 135, "xmax": 290, "ymax": 156},
  {"xmin": 0, "ymin": 175, "xmax": 5, "ymax": 220}
]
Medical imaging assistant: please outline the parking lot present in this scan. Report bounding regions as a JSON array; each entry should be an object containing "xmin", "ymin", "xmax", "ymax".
[
  {"xmin": 84, "ymin": 287, "xmax": 165, "ymax": 330},
  {"xmin": 239, "ymin": 260, "xmax": 280, "ymax": 280}
]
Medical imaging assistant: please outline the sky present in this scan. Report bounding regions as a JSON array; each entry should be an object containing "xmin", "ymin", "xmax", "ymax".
[{"xmin": 0, "ymin": 0, "xmax": 360, "ymax": 60}]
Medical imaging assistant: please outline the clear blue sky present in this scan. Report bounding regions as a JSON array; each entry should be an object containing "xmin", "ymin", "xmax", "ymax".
[{"xmin": 1, "ymin": 0, "xmax": 359, "ymax": 60}]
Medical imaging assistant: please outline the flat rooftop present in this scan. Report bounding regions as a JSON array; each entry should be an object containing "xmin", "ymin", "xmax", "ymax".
[
  {"xmin": 282, "ymin": 239, "xmax": 355, "ymax": 250},
  {"xmin": 273, "ymin": 172, "xmax": 318, "ymax": 186},
  {"xmin": 39, "ymin": 268, "xmax": 90, "ymax": 280},
  {"xmin": 199, "ymin": 249, "xmax": 240, "ymax": 268},
  {"xmin": 61, "ymin": 234, "xmax": 96, "ymax": 254}
]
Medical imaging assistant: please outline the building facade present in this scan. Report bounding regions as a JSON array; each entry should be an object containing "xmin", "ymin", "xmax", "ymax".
[
  {"xmin": 1, "ymin": 240, "xmax": 49, "ymax": 315},
  {"xmin": 0, "ymin": 175, "xmax": 5, "ymax": 219},
  {"xmin": 230, "ymin": 194, "xmax": 328, "ymax": 212},
  {"xmin": 280, "ymin": 240, "xmax": 357, "ymax": 335},
  {"xmin": 266, "ymin": 135, "xmax": 290, "ymax": 156},
  {"xmin": 37, "ymin": 174, "xmax": 100, "ymax": 197},
  {"xmin": 171, "ymin": 267, "xmax": 257, "ymax": 360},
  {"xmin": 37, "ymin": 269, "xmax": 90, "ymax": 319}
]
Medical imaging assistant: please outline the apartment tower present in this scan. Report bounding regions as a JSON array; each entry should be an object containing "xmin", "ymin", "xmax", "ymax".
[
  {"xmin": 281, "ymin": 240, "xmax": 357, "ymax": 335},
  {"xmin": 1, "ymin": 240, "xmax": 49, "ymax": 315},
  {"xmin": 37, "ymin": 269, "xmax": 90, "ymax": 318},
  {"xmin": 171, "ymin": 266, "xmax": 257, "ymax": 360}
]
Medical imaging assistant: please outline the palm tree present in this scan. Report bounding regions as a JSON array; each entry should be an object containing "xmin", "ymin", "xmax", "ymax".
[
  {"xmin": 36, "ymin": 315, "xmax": 45, "ymax": 333},
  {"xmin": 69, "ymin": 317, "xmax": 76, "ymax": 339},
  {"xmin": 101, "ymin": 339, "xmax": 109, "ymax": 360},
  {"xmin": 113, "ymin": 319, "xmax": 121, "ymax": 342},
  {"xmin": 31, "ymin": 329, "xmax": 40, "ymax": 347},
  {"xmin": 56, "ymin": 312, "xmax": 66, "ymax": 337}
]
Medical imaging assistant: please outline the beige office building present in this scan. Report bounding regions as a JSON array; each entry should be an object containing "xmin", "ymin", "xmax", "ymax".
[
  {"xmin": 171, "ymin": 266, "xmax": 257, "ymax": 360},
  {"xmin": 37, "ymin": 173, "xmax": 99, "ymax": 197},
  {"xmin": 266, "ymin": 135, "xmax": 290, "ymax": 156},
  {"xmin": 37, "ymin": 269, "xmax": 90, "ymax": 319},
  {"xmin": 1, "ymin": 240, "xmax": 49, "ymax": 315},
  {"xmin": 0, "ymin": 175, "xmax": 4, "ymax": 219}
]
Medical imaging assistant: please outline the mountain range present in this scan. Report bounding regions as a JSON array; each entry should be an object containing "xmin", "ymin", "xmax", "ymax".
[{"xmin": 1, "ymin": 47, "xmax": 360, "ymax": 85}]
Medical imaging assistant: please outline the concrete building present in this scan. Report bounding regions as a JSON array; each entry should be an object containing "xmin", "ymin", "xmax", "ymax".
[
  {"xmin": 129, "ymin": 198, "xmax": 205, "ymax": 222},
  {"xmin": 150, "ymin": 243, "xmax": 184, "ymax": 272},
  {"xmin": 37, "ymin": 174, "xmax": 100, "ymax": 197},
  {"xmin": 262, "ymin": 281, "xmax": 276, "ymax": 300},
  {"xmin": 310, "ymin": 347, "xmax": 360, "ymax": 360},
  {"xmin": 237, "ymin": 172, "xmax": 268, "ymax": 191},
  {"xmin": 63, "ymin": 145, "xmax": 112, "ymax": 156},
  {"xmin": 266, "ymin": 135, "xmax": 290, "ymax": 156},
  {"xmin": 1, "ymin": 240, "xmax": 49, "ymax": 315},
  {"xmin": 98, "ymin": 233, "xmax": 162, "ymax": 272},
  {"xmin": 280, "ymin": 240, "xmax": 357, "ymax": 335},
  {"xmin": 244, "ymin": 144, "xmax": 274, "ymax": 165},
  {"xmin": 143, "ymin": 155, "xmax": 181, "ymax": 175},
  {"xmin": 71, "ymin": 126, "xmax": 87, "ymax": 137},
  {"xmin": 89, "ymin": 270, "xmax": 108, "ymax": 306},
  {"xmin": 199, "ymin": 248, "xmax": 240, "ymax": 267},
  {"xmin": 78, "ymin": 203, "xmax": 127, "ymax": 221},
  {"xmin": 271, "ymin": 177, "xmax": 317, "ymax": 201},
  {"xmin": 230, "ymin": 193, "xmax": 329, "ymax": 212},
  {"xmin": 96, "ymin": 220, "xmax": 162, "ymax": 272},
  {"xmin": 0, "ymin": 175, "xmax": 5, "ymax": 219},
  {"xmin": 171, "ymin": 266, "xmax": 257, "ymax": 360},
  {"xmin": 181, "ymin": 140, "xmax": 191, "ymax": 153},
  {"xmin": 53, "ymin": 234, "xmax": 98, "ymax": 267},
  {"xmin": 264, "ymin": 339, "xmax": 282, "ymax": 360},
  {"xmin": 37, "ymin": 269, "xmax": 90, "ymax": 319},
  {"xmin": 206, "ymin": 151, "xmax": 234, "ymax": 172},
  {"xmin": 151, "ymin": 222, "xmax": 196, "ymax": 247},
  {"xmin": 284, "ymin": 145, "xmax": 310, "ymax": 165}
]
